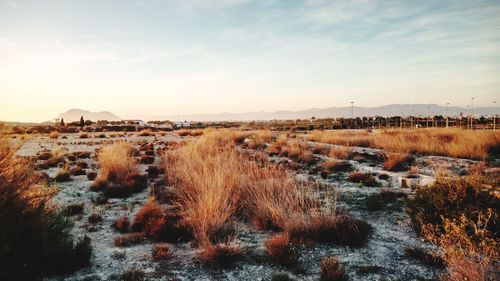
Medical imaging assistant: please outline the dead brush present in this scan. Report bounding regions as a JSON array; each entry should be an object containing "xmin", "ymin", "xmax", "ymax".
[
  {"xmin": 383, "ymin": 153, "xmax": 414, "ymax": 171},
  {"xmin": 286, "ymin": 211, "xmax": 372, "ymax": 247},
  {"xmin": 138, "ymin": 129, "xmax": 154, "ymax": 137},
  {"xmin": 92, "ymin": 142, "xmax": 147, "ymax": 197},
  {"xmin": 163, "ymin": 130, "xmax": 315, "ymax": 244},
  {"xmin": 281, "ymin": 140, "xmax": 316, "ymax": 164},
  {"xmin": 264, "ymin": 233, "xmax": 299, "ymax": 268},
  {"xmin": 49, "ymin": 131, "xmax": 60, "ymax": 139},
  {"xmin": 320, "ymin": 256, "xmax": 347, "ymax": 281},
  {"xmin": 198, "ymin": 243, "xmax": 243, "ymax": 268},
  {"xmin": 246, "ymin": 130, "xmax": 273, "ymax": 149},
  {"xmin": 347, "ymin": 172, "xmax": 379, "ymax": 187}
]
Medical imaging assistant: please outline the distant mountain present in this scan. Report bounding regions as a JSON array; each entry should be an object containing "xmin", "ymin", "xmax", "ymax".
[
  {"xmin": 125, "ymin": 104, "xmax": 499, "ymax": 122},
  {"xmin": 56, "ymin": 109, "xmax": 121, "ymax": 122}
]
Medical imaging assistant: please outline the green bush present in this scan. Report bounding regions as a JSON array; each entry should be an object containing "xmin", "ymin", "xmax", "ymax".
[{"xmin": 0, "ymin": 134, "xmax": 91, "ymax": 280}]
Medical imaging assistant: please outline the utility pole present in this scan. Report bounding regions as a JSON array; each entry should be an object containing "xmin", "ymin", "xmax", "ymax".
[
  {"xmin": 493, "ymin": 101, "xmax": 497, "ymax": 131},
  {"xmin": 471, "ymin": 97, "xmax": 475, "ymax": 130},
  {"xmin": 350, "ymin": 101, "xmax": 354, "ymax": 129}
]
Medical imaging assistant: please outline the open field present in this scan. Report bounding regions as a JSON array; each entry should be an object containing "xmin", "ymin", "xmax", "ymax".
[{"xmin": 1, "ymin": 128, "xmax": 499, "ymax": 280}]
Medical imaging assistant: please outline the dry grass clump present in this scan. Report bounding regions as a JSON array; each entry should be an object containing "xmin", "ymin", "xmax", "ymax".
[
  {"xmin": 198, "ymin": 243, "xmax": 243, "ymax": 267},
  {"xmin": 320, "ymin": 256, "xmax": 347, "ymax": 281},
  {"xmin": 55, "ymin": 165, "xmax": 72, "ymax": 182},
  {"xmin": 328, "ymin": 146, "xmax": 352, "ymax": 160},
  {"xmin": 0, "ymin": 131, "xmax": 91, "ymax": 280},
  {"xmin": 151, "ymin": 244, "xmax": 170, "ymax": 260},
  {"xmin": 264, "ymin": 233, "xmax": 299, "ymax": 268},
  {"xmin": 311, "ymin": 144, "xmax": 331, "ymax": 155},
  {"xmin": 383, "ymin": 153, "xmax": 414, "ymax": 171},
  {"xmin": 120, "ymin": 268, "xmax": 145, "ymax": 281},
  {"xmin": 347, "ymin": 172, "xmax": 379, "ymax": 187},
  {"xmin": 246, "ymin": 130, "xmax": 273, "ymax": 149},
  {"xmin": 309, "ymin": 129, "xmax": 500, "ymax": 160},
  {"xmin": 280, "ymin": 140, "xmax": 316, "ymax": 164},
  {"xmin": 92, "ymin": 143, "xmax": 147, "ymax": 197},
  {"xmin": 176, "ymin": 129, "xmax": 203, "ymax": 137},
  {"xmin": 164, "ymin": 130, "xmax": 317, "ymax": 256},
  {"xmin": 49, "ymin": 131, "xmax": 59, "ymax": 139},
  {"xmin": 79, "ymin": 132, "xmax": 89, "ymax": 139},
  {"xmin": 131, "ymin": 201, "xmax": 192, "ymax": 243},
  {"xmin": 138, "ymin": 129, "xmax": 154, "ymax": 137},
  {"xmin": 286, "ymin": 212, "xmax": 372, "ymax": 247},
  {"xmin": 320, "ymin": 159, "xmax": 354, "ymax": 174},
  {"xmin": 406, "ymin": 168, "xmax": 499, "ymax": 280},
  {"xmin": 114, "ymin": 233, "xmax": 145, "ymax": 247},
  {"xmin": 112, "ymin": 217, "xmax": 131, "ymax": 233}
]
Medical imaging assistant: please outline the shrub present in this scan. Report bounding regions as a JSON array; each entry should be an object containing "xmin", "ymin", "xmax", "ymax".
[
  {"xmin": 113, "ymin": 217, "xmax": 131, "ymax": 233},
  {"xmin": 287, "ymin": 212, "xmax": 372, "ymax": 247},
  {"xmin": 63, "ymin": 203, "xmax": 84, "ymax": 216},
  {"xmin": 347, "ymin": 172, "xmax": 379, "ymax": 187},
  {"xmin": 246, "ymin": 130, "xmax": 273, "ymax": 149},
  {"xmin": 320, "ymin": 256, "xmax": 347, "ymax": 281},
  {"xmin": 164, "ymin": 130, "xmax": 314, "ymax": 244},
  {"xmin": 79, "ymin": 132, "xmax": 89, "ymax": 139},
  {"xmin": 311, "ymin": 144, "xmax": 330, "ymax": 155},
  {"xmin": 406, "ymin": 169, "xmax": 499, "ymax": 280},
  {"xmin": 92, "ymin": 143, "xmax": 147, "ymax": 197},
  {"xmin": 70, "ymin": 166, "xmax": 86, "ymax": 176},
  {"xmin": 120, "ymin": 268, "xmax": 145, "ymax": 281},
  {"xmin": 198, "ymin": 243, "xmax": 242, "ymax": 268},
  {"xmin": 264, "ymin": 233, "xmax": 299, "ymax": 268},
  {"xmin": 320, "ymin": 160, "xmax": 353, "ymax": 173},
  {"xmin": 383, "ymin": 153, "xmax": 414, "ymax": 171},
  {"xmin": 88, "ymin": 213, "xmax": 102, "ymax": 224},
  {"xmin": 422, "ymin": 211, "xmax": 499, "ymax": 280},
  {"xmin": 152, "ymin": 244, "xmax": 170, "ymax": 260},
  {"xmin": 49, "ymin": 131, "xmax": 59, "ymax": 139},
  {"xmin": 138, "ymin": 129, "xmax": 153, "ymax": 137},
  {"xmin": 0, "ymin": 133, "xmax": 91, "ymax": 280},
  {"xmin": 132, "ymin": 202, "xmax": 192, "ymax": 242},
  {"xmin": 406, "ymin": 168, "xmax": 497, "ymax": 234},
  {"xmin": 55, "ymin": 166, "xmax": 72, "ymax": 182},
  {"xmin": 114, "ymin": 233, "xmax": 145, "ymax": 247},
  {"xmin": 86, "ymin": 170, "xmax": 97, "ymax": 180}
]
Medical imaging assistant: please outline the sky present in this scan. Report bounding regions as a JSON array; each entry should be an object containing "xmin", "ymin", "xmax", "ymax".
[{"xmin": 0, "ymin": 0, "xmax": 499, "ymax": 122}]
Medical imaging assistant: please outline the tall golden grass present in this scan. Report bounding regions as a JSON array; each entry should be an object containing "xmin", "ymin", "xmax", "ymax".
[
  {"xmin": 164, "ymin": 130, "xmax": 313, "ymax": 247},
  {"xmin": 309, "ymin": 129, "xmax": 500, "ymax": 159},
  {"xmin": 96, "ymin": 142, "xmax": 137, "ymax": 181},
  {"xmin": 93, "ymin": 142, "xmax": 147, "ymax": 197}
]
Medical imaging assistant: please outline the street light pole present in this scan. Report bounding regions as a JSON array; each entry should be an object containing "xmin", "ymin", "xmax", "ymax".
[
  {"xmin": 350, "ymin": 101, "xmax": 354, "ymax": 129},
  {"xmin": 493, "ymin": 101, "xmax": 497, "ymax": 131},
  {"xmin": 471, "ymin": 97, "xmax": 475, "ymax": 129}
]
